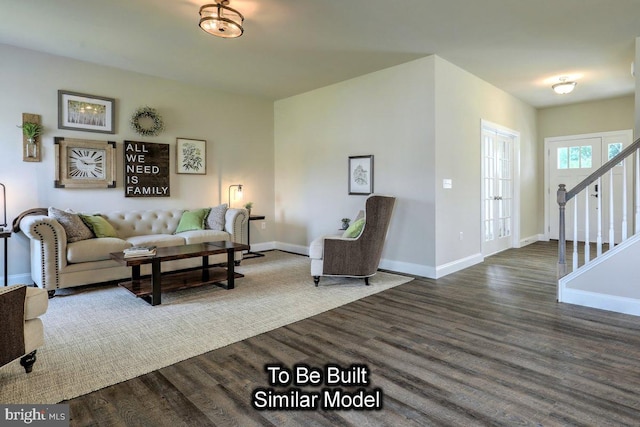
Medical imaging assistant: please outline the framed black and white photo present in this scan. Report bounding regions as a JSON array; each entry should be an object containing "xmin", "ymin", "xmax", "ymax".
[
  {"xmin": 176, "ymin": 138, "xmax": 206, "ymax": 174},
  {"xmin": 348, "ymin": 155, "xmax": 374, "ymax": 195},
  {"xmin": 58, "ymin": 90, "xmax": 115, "ymax": 134}
]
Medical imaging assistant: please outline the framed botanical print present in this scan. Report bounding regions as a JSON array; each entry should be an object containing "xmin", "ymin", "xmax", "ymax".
[
  {"xmin": 176, "ymin": 138, "xmax": 206, "ymax": 174},
  {"xmin": 348, "ymin": 155, "xmax": 374, "ymax": 195},
  {"xmin": 58, "ymin": 90, "xmax": 116, "ymax": 134},
  {"xmin": 54, "ymin": 137, "xmax": 116, "ymax": 188}
]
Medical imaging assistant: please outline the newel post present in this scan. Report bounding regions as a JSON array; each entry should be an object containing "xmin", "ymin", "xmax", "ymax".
[{"xmin": 557, "ymin": 184, "xmax": 567, "ymax": 279}]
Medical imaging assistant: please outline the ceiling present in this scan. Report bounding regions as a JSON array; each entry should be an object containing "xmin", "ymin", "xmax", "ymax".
[{"xmin": 1, "ymin": 0, "xmax": 639, "ymax": 108}]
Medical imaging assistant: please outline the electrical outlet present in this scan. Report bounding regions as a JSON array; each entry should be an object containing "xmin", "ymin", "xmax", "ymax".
[{"xmin": 261, "ymin": 221, "xmax": 266, "ymax": 230}]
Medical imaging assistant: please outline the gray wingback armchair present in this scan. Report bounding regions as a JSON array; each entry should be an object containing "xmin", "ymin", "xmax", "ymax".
[
  {"xmin": 309, "ymin": 194, "xmax": 396, "ymax": 286},
  {"xmin": 0, "ymin": 285, "xmax": 48, "ymax": 373}
]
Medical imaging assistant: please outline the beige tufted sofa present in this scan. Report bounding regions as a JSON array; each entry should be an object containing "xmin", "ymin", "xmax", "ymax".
[{"xmin": 18, "ymin": 208, "xmax": 248, "ymax": 294}]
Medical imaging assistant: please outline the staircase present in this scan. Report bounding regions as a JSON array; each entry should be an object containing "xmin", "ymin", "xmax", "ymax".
[{"xmin": 556, "ymin": 137, "xmax": 640, "ymax": 316}]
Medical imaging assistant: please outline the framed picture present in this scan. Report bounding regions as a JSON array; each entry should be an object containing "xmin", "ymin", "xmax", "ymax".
[
  {"xmin": 54, "ymin": 137, "xmax": 116, "ymax": 188},
  {"xmin": 348, "ymin": 155, "xmax": 374, "ymax": 195},
  {"xmin": 124, "ymin": 140, "xmax": 170, "ymax": 197},
  {"xmin": 176, "ymin": 138, "xmax": 206, "ymax": 174},
  {"xmin": 58, "ymin": 90, "xmax": 115, "ymax": 134}
]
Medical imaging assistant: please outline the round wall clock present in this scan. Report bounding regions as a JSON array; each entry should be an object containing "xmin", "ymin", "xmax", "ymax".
[{"xmin": 54, "ymin": 137, "xmax": 116, "ymax": 188}]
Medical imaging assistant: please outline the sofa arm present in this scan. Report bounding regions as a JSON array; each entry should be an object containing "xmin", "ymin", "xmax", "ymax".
[
  {"xmin": 225, "ymin": 208, "xmax": 248, "ymax": 244},
  {"xmin": 19, "ymin": 215, "xmax": 68, "ymax": 290}
]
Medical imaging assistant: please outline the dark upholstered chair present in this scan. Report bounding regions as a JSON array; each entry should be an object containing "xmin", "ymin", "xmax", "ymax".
[
  {"xmin": 309, "ymin": 194, "xmax": 395, "ymax": 286},
  {"xmin": 0, "ymin": 285, "xmax": 48, "ymax": 373}
]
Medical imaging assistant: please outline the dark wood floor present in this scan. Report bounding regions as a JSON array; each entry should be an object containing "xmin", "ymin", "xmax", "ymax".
[{"xmin": 65, "ymin": 242, "xmax": 640, "ymax": 426}]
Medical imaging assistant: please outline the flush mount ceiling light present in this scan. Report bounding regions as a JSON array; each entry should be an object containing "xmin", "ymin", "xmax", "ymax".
[
  {"xmin": 552, "ymin": 77, "xmax": 577, "ymax": 95},
  {"xmin": 199, "ymin": 0, "xmax": 244, "ymax": 38}
]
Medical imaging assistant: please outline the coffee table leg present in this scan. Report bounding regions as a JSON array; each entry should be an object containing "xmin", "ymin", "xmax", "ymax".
[
  {"xmin": 227, "ymin": 249, "xmax": 235, "ymax": 289},
  {"xmin": 131, "ymin": 265, "xmax": 141, "ymax": 292},
  {"xmin": 202, "ymin": 255, "xmax": 209, "ymax": 282},
  {"xmin": 151, "ymin": 259, "xmax": 161, "ymax": 306}
]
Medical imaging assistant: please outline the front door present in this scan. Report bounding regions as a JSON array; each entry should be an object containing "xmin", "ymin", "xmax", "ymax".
[{"xmin": 546, "ymin": 130, "xmax": 632, "ymax": 243}]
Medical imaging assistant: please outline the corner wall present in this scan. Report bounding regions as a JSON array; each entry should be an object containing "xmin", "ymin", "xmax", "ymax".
[{"xmin": 274, "ymin": 55, "xmax": 539, "ymax": 278}]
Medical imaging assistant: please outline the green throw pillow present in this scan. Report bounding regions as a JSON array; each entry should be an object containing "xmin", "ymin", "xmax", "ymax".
[
  {"xmin": 79, "ymin": 214, "xmax": 118, "ymax": 238},
  {"xmin": 175, "ymin": 208, "xmax": 210, "ymax": 233},
  {"xmin": 342, "ymin": 217, "xmax": 365, "ymax": 238}
]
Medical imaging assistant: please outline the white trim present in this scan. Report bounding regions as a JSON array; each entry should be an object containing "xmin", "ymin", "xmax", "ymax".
[
  {"xmin": 480, "ymin": 119, "xmax": 521, "ymax": 257},
  {"xmin": 275, "ymin": 241, "xmax": 483, "ymax": 279},
  {"xmin": 560, "ymin": 288, "xmax": 640, "ymax": 317},
  {"xmin": 379, "ymin": 258, "xmax": 436, "ymax": 279},
  {"xmin": 518, "ymin": 234, "xmax": 542, "ymax": 247},
  {"xmin": 434, "ymin": 252, "xmax": 484, "ymax": 279}
]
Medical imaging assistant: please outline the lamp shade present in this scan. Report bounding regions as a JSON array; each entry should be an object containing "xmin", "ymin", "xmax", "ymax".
[{"xmin": 199, "ymin": 1, "xmax": 244, "ymax": 38}]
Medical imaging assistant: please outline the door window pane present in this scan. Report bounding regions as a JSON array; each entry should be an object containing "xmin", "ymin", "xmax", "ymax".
[
  {"xmin": 558, "ymin": 147, "xmax": 568, "ymax": 169},
  {"xmin": 581, "ymin": 146, "xmax": 592, "ymax": 168},
  {"xmin": 569, "ymin": 146, "xmax": 580, "ymax": 168}
]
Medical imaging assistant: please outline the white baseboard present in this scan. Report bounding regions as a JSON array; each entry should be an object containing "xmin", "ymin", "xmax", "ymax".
[
  {"xmin": 273, "ymin": 241, "xmax": 307, "ymax": 255},
  {"xmin": 519, "ymin": 234, "xmax": 544, "ymax": 247},
  {"xmin": 249, "ymin": 241, "xmax": 278, "ymax": 253},
  {"xmin": 560, "ymin": 287, "xmax": 640, "ymax": 317},
  {"xmin": 379, "ymin": 259, "xmax": 436, "ymax": 279},
  {"xmin": 434, "ymin": 253, "xmax": 483, "ymax": 279}
]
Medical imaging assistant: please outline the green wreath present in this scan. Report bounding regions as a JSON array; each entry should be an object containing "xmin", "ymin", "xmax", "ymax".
[{"xmin": 130, "ymin": 106, "xmax": 165, "ymax": 137}]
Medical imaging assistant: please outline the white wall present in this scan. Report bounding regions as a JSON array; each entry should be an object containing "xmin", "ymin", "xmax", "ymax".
[
  {"xmin": 0, "ymin": 44, "xmax": 275, "ymax": 284},
  {"xmin": 274, "ymin": 55, "xmax": 539, "ymax": 278}
]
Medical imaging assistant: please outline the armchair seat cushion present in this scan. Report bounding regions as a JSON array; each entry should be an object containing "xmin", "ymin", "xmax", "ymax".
[{"xmin": 25, "ymin": 287, "xmax": 49, "ymax": 320}]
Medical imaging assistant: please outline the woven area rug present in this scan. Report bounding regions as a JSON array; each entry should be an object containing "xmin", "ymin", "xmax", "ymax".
[{"xmin": 0, "ymin": 251, "xmax": 412, "ymax": 403}]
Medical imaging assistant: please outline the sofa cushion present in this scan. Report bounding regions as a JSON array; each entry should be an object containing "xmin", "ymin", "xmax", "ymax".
[
  {"xmin": 206, "ymin": 204, "xmax": 227, "ymax": 231},
  {"xmin": 79, "ymin": 214, "xmax": 118, "ymax": 238},
  {"xmin": 175, "ymin": 208, "xmax": 210, "ymax": 233},
  {"xmin": 126, "ymin": 234, "xmax": 186, "ymax": 248},
  {"xmin": 67, "ymin": 238, "xmax": 131, "ymax": 263},
  {"xmin": 179, "ymin": 229, "xmax": 230, "ymax": 245},
  {"xmin": 49, "ymin": 207, "xmax": 94, "ymax": 243}
]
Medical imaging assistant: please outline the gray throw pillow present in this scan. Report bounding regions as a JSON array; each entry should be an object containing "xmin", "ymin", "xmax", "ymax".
[
  {"xmin": 48, "ymin": 207, "xmax": 94, "ymax": 243},
  {"xmin": 206, "ymin": 203, "xmax": 227, "ymax": 231}
]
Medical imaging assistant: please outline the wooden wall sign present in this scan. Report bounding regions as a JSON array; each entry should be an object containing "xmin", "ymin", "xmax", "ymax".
[{"xmin": 124, "ymin": 140, "xmax": 170, "ymax": 197}]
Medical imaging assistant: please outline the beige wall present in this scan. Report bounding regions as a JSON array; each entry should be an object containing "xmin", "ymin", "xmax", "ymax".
[
  {"xmin": 274, "ymin": 56, "xmax": 437, "ymax": 275},
  {"xmin": 274, "ymin": 55, "xmax": 539, "ymax": 278},
  {"xmin": 433, "ymin": 57, "xmax": 538, "ymax": 268},
  {"xmin": 0, "ymin": 44, "xmax": 275, "ymax": 283},
  {"xmin": 538, "ymin": 96, "xmax": 634, "ymax": 139}
]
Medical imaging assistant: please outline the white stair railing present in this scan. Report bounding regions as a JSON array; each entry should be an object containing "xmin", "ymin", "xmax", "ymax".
[{"xmin": 557, "ymin": 137, "xmax": 640, "ymax": 279}]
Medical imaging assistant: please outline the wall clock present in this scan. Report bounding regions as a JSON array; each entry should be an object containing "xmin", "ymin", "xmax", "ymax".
[{"xmin": 54, "ymin": 137, "xmax": 116, "ymax": 188}]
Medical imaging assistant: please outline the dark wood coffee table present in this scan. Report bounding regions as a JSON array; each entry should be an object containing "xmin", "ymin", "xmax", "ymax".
[{"xmin": 110, "ymin": 241, "xmax": 250, "ymax": 306}]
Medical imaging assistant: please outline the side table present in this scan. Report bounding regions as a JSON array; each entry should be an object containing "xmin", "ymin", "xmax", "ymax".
[
  {"xmin": 245, "ymin": 214, "xmax": 265, "ymax": 259},
  {"xmin": 1, "ymin": 229, "xmax": 10, "ymax": 286}
]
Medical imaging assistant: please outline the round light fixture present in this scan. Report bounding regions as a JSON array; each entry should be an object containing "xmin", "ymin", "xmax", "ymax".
[
  {"xmin": 199, "ymin": 1, "xmax": 244, "ymax": 39},
  {"xmin": 552, "ymin": 77, "xmax": 577, "ymax": 95}
]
